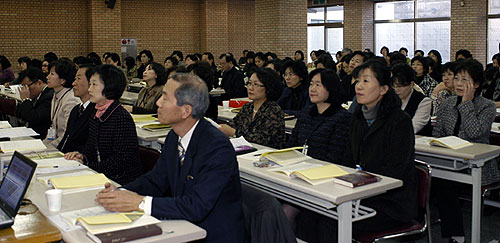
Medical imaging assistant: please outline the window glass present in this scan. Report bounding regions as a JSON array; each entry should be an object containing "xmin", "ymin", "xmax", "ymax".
[
  {"xmin": 488, "ymin": 19, "xmax": 500, "ymax": 61},
  {"xmin": 308, "ymin": 7, "xmax": 324, "ymax": 24},
  {"xmin": 490, "ymin": 0, "xmax": 500, "ymax": 14},
  {"xmin": 307, "ymin": 26, "xmax": 325, "ymax": 63},
  {"xmin": 326, "ymin": 28, "xmax": 343, "ymax": 55},
  {"xmin": 416, "ymin": 21, "xmax": 451, "ymax": 61},
  {"xmin": 375, "ymin": 23, "xmax": 414, "ymax": 57},
  {"xmin": 327, "ymin": 6, "xmax": 344, "ymax": 23},
  {"xmin": 417, "ymin": 0, "xmax": 451, "ymax": 18},
  {"xmin": 375, "ymin": 1, "xmax": 414, "ymax": 20}
]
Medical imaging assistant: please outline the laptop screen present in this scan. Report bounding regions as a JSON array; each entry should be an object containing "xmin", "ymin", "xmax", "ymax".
[{"xmin": 0, "ymin": 152, "xmax": 37, "ymax": 213}]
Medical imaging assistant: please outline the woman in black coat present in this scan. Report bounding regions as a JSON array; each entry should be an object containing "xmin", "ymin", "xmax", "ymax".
[
  {"xmin": 296, "ymin": 60, "xmax": 417, "ymax": 242},
  {"xmin": 65, "ymin": 65, "xmax": 143, "ymax": 185}
]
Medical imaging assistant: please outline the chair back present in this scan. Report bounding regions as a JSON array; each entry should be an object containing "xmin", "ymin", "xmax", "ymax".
[
  {"xmin": 415, "ymin": 160, "xmax": 431, "ymax": 212},
  {"xmin": 138, "ymin": 145, "xmax": 160, "ymax": 173}
]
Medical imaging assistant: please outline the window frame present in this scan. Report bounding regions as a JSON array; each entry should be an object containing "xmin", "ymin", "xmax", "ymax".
[
  {"xmin": 307, "ymin": 4, "xmax": 344, "ymax": 57},
  {"xmin": 373, "ymin": 0, "xmax": 451, "ymax": 60}
]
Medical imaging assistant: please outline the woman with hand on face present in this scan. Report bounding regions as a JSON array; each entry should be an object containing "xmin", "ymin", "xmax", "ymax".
[
  {"xmin": 287, "ymin": 68, "xmax": 351, "ymax": 163},
  {"xmin": 276, "ymin": 60, "xmax": 310, "ymax": 116},
  {"xmin": 44, "ymin": 59, "xmax": 81, "ymax": 147},
  {"xmin": 431, "ymin": 62, "xmax": 456, "ymax": 114},
  {"xmin": 433, "ymin": 59, "xmax": 500, "ymax": 243},
  {"xmin": 123, "ymin": 62, "xmax": 166, "ymax": 114},
  {"xmin": 65, "ymin": 65, "xmax": 142, "ymax": 185},
  {"xmin": 296, "ymin": 60, "xmax": 417, "ymax": 243},
  {"xmin": 219, "ymin": 68, "xmax": 285, "ymax": 149}
]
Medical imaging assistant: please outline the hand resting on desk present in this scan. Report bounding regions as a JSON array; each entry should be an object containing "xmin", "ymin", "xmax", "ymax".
[
  {"xmin": 64, "ymin": 151, "xmax": 84, "ymax": 163},
  {"xmin": 96, "ymin": 182, "xmax": 144, "ymax": 212}
]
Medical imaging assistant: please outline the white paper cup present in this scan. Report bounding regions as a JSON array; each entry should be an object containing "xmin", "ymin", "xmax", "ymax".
[
  {"xmin": 45, "ymin": 189, "xmax": 62, "ymax": 212},
  {"xmin": 222, "ymin": 100, "xmax": 230, "ymax": 109}
]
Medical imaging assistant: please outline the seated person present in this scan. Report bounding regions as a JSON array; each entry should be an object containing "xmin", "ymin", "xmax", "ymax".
[
  {"xmin": 219, "ymin": 54, "xmax": 247, "ymax": 99},
  {"xmin": 219, "ymin": 68, "xmax": 285, "ymax": 149},
  {"xmin": 57, "ymin": 64, "xmax": 96, "ymax": 153},
  {"xmin": 433, "ymin": 59, "xmax": 500, "ymax": 243},
  {"xmin": 0, "ymin": 55, "xmax": 15, "ymax": 84},
  {"xmin": 124, "ymin": 56, "xmax": 137, "ymax": 81},
  {"xmin": 411, "ymin": 55, "xmax": 438, "ymax": 97},
  {"xmin": 277, "ymin": 60, "xmax": 310, "ymax": 116},
  {"xmin": 65, "ymin": 65, "xmax": 142, "ymax": 185},
  {"xmin": 16, "ymin": 67, "xmax": 54, "ymax": 139},
  {"xmin": 96, "ymin": 73, "xmax": 245, "ymax": 243},
  {"xmin": 341, "ymin": 51, "xmax": 367, "ymax": 102},
  {"xmin": 123, "ymin": 62, "xmax": 166, "ymax": 114},
  {"xmin": 44, "ymin": 59, "xmax": 81, "ymax": 147},
  {"xmin": 187, "ymin": 62, "xmax": 218, "ymax": 121},
  {"xmin": 296, "ymin": 60, "xmax": 417, "ymax": 242},
  {"xmin": 392, "ymin": 63, "xmax": 432, "ymax": 135},
  {"xmin": 432, "ymin": 62, "xmax": 456, "ymax": 114},
  {"xmin": 287, "ymin": 68, "xmax": 351, "ymax": 163}
]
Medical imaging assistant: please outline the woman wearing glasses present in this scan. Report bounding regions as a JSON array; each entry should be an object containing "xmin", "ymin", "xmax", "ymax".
[
  {"xmin": 276, "ymin": 60, "xmax": 310, "ymax": 116},
  {"xmin": 219, "ymin": 68, "xmax": 285, "ymax": 149},
  {"xmin": 433, "ymin": 59, "xmax": 500, "ymax": 243}
]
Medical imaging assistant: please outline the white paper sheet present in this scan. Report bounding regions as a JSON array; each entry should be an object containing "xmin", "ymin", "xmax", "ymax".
[{"xmin": 0, "ymin": 127, "xmax": 39, "ymax": 138}]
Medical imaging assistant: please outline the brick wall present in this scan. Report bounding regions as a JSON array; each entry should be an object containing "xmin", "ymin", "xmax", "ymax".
[
  {"xmin": 255, "ymin": 0, "xmax": 307, "ymax": 59},
  {"xmin": 0, "ymin": 0, "xmax": 89, "ymax": 73},
  {"xmin": 200, "ymin": 0, "xmax": 229, "ymax": 57},
  {"xmin": 451, "ymin": 0, "xmax": 487, "ymax": 64},
  {"xmin": 121, "ymin": 0, "xmax": 200, "ymax": 63},
  {"xmin": 228, "ymin": 0, "xmax": 255, "ymax": 56},
  {"xmin": 90, "ymin": 0, "xmax": 121, "ymax": 56},
  {"xmin": 344, "ymin": 0, "xmax": 373, "ymax": 52}
]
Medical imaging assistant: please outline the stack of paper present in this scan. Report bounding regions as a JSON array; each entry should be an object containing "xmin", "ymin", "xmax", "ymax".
[
  {"xmin": 48, "ymin": 173, "xmax": 111, "ymax": 189},
  {"xmin": 131, "ymin": 114, "xmax": 156, "ymax": 123},
  {"xmin": 0, "ymin": 139, "xmax": 46, "ymax": 153},
  {"xmin": 0, "ymin": 127, "xmax": 39, "ymax": 139},
  {"xmin": 0, "ymin": 121, "xmax": 11, "ymax": 129}
]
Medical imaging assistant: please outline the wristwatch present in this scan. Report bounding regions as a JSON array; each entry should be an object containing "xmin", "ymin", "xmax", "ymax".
[{"xmin": 138, "ymin": 197, "xmax": 146, "ymax": 211}]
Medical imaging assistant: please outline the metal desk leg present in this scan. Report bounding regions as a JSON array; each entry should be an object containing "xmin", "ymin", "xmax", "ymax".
[
  {"xmin": 471, "ymin": 167, "xmax": 482, "ymax": 243},
  {"xmin": 338, "ymin": 201, "xmax": 352, "ymax": 243}
]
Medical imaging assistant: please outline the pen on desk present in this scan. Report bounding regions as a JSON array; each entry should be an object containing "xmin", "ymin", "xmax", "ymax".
[
  {"xmin": 253, "ymin": 153, "xmax": 262, "ymax": 157},
  {"xmin": 52, "ymin": 166, "xmax": 58, "ymax": 168}
]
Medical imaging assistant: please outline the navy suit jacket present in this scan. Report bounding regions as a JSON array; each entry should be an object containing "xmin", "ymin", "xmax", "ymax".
[
  {"xmin": 57, "ymin": 103, "xmax": 96, "ymax": 153},
  {"xmin": 124, "ymin": 118, "xmax": 245, "ymax": 243}
]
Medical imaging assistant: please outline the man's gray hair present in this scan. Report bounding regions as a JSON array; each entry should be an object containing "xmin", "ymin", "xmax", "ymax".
[{"xmin": 171, "ymin": 73, "xmax": 209, "ymax": 119}]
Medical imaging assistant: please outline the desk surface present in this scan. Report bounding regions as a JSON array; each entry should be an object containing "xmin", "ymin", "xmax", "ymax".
[
  {"xmin": 120, "ymin": 91, "xmax": 139, "ymax": 105},
  {"xmin": 26, "ymin": 167, "xmax": 206, "ymax": 243},
  {"xmin": 415, "ymin": 136, "xmax": 500, "ymax": 161},
  {"xmin": 0, "ymin": 204, "xmax": 61, "ymax": 242}
]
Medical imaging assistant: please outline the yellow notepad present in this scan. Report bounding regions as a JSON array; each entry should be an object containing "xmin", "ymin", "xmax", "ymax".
[
  {"xmin": 260, "ymin": 147, "xmax": 307, "ymax": 166},
  {"xmin": 131, "ymin": 114, "xmax": 156, "ymax": 123},
  {"xmin": 78, "ymin": 212, "xmax": 144, "ymax": 225},
  {"xmin": 142, "ymin": 123, "xmax": 171, "ymax": 131},
  {"xmin": 294, "ymin": 164, "xmax": 349, "ymax": 180},
  {"xmin": 49, "ymin": 173, "xmax": 111, "ymax": 189}
]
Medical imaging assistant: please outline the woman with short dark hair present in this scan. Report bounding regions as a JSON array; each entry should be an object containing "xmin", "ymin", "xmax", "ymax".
[
  {"xmin": 219, "ymin": 68, "xmax": 285, "ymax": 148},
  {"xmin": 411, "ymin": 55, "xmax": 438, "ymax": 97},
  {"xmin": 65, "ymin": 64, "xmax": 143, "ymax": 185},
  {"xmin": 124, "ymin": 62, "xmax": 166, "ymax": 114},
  {"xmin": 276, "ymin": 60, "xmax": 310, "ymax": 116},
  {"xmin": 433, "ymin": 59, "xmax": 500, "ymax": 243},
  {"xmin": 0, "ymin": 55, "xmax": 14, "ymax": 84}
]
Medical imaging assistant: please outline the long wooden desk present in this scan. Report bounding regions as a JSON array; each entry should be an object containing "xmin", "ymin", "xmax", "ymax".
[
  {"xmin": 217, "ymin": 106, "xmax": 297, "ymax": 133},
  {"xmin": 415, "ymin": 138, "xmax": 500, "ymax": 243},
  {"xmin": 238, "ymin": 145, "xmax": 402, "ymax": 243}
]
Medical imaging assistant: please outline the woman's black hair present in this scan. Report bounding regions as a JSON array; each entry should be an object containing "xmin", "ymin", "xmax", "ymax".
[
  {"xmin": 253, "ymin": 68, "xmax": 283, "ymax": 102},
  {"xmin": 140, "ymin": 50, "xmax": 154, "ymax": 62},
  {"xmin": 428, "ymin": 50, "xmax": 443, "ymax": 65},
  {"xmin": 187, "ymin": 62, "xmax": 214, "ymax": 91},
  {"xmin": 145, "ymin": 62, "xmax": 167, "ymax": 86},
  {"xmin": 0, "ymin": 55, "xmax": 12, "ymax": 69},
  {"xmin": 282, "ymin": 60, "xmax": 308, "ymax": 85},
  {"xmin": 314, "ymin": 54, "xmax": 337, "ymax": 72},
  {"xmin": 87, "ymin": 52, "xmax": 102, "ymax": 65},
  {"xmin": 441, "ymin": 62, "xmax": 457, "ymax": 74},
  {"xmin": 88, "ymin": 64, "xmax": 126, "ymax": 100},
  {"xmin": 255, "ymin": 52, "xmax": 266, "ymax": 62},
  {"xmin": 185, "ymin": 54, "xmax": 199, "ymax": 63},
  {"xmin": 309, "ymin": 68, "xmax": 345, "ymax": 107},
  {"xmin": 454, "ymin": 59, "xmax": 485, "ymax": 96},
  {"xmin": 485, "ymin": 66, "xmax": 498, "ymax": 82},
  {"xmin": 391, "ymin": 63, "xmax": 416, "ymax": 87},
  {"xmin": 264, "ymin": 59, "xmax": 284, "ymax": 75},
  {"xmin": 411, "ymin": 56, "xmax": 429, "ymax": 75},
  {"xmin": 455, "ymin": 49, "xmax": 472, "ymax": 60},
  {"xmin": 124, "ymin": 56, "xmax": 135, "ymax": 70},
  {"xmin": 171, "ymin": 50, "xmax": 183, "ymax": 61},
  {"xmin": 380, "ymin": 46, "xmax": 389, "ymax": 55},
  {"xmin": 48, "ymin": 59, "xmax": 77, "ymax": 88},
  {"xmin": 164, "ymin": 56, "xmax": 179, "ymax": 66},
  {"xmin": 295, "ymin": 50, "xmax": 304, "ymax": 61},
  {"xmin": 31, "ymin": 59, "xmax": 42, "ymax": 70},
  {"xmin": 399, "ymin": 47, "xmax": 409, "ymax": 54},
  {"xmin": 355, "ymin": 60, "xmax": 401, "ymax": 118},
  {"xmin": 18, "ymin": 56, "xmax": 32, "ymax": 66},
  {"xmin": 44, "ymin": 52, "xmax": 58, "ymax": 62}
]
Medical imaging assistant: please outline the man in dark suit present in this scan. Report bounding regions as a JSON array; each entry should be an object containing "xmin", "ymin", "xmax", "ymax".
[
  {"xmin": 96, "ymin": 73, "xmax": 245, "ymax": 243},
  {"xmin": 219, "ymin": 53, "xmax": 247, "ymax": 99},
  {"xmin": 57, "ymin": 64, "xmax": 95, "ymax": 153},
  {"xmin": 16, "ymin": 67, "xmax": 54, "ymax": 139}
]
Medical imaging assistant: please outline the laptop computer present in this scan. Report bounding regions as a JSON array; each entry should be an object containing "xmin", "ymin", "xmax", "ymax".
[{"xmin": 0, "ymin": 151, "xmax": 37, "ymax": 229}]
